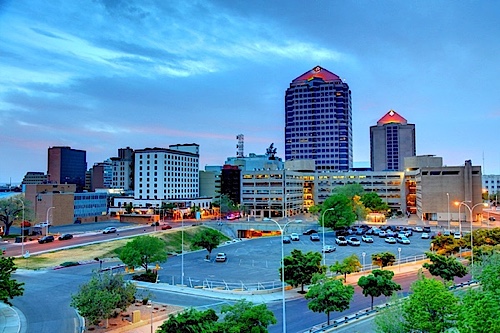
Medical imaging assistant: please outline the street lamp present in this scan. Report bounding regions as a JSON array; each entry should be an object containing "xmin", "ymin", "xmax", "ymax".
[
  {"xmin": 398, "ymin": 247, "xmax": 401, "ymax": 272},
  {"xmin": 263, "ymin": 217, "xmax": 301, "ymax": 333},
  {"xmin": 321, "ymin": 208, "xmax": 335, "ymax": 267},
  {"xmin": 362, "ymin": 252, "xmax": 366, "ymax": 271},
  {"xmin": 457, "ymin": 201, "xmax": 488, "ymax": 273},
  {"xmin": 446, "ymin": 193, "xmax": 450, "ymax": 231},
  {"xmin": 46, "ymin": 206, "xmax": 55, "ymax": 235},
  {"xmin": 181, "ymin": 211, "xmax": 184, "ymax": 286},
  {"xmin": 15, "ymin": 197, "xmax": 25, "ymax": 256},
  {"xmin": 146, "ymin": 300, "xmax": 153, "ymax": 333}
]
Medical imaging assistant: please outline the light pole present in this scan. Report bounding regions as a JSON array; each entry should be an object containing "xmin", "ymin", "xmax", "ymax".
[
  {"xmin": 457, "ymin": 201, "xmax": 487, "ymax": 273},
  {"xmin": 446, "ymin": 193, "xmax": 450, "ymax": 231},
  {"xmin": 398, "ymin": 247, "xmax": 401, "ymax": 272},
  {"xmin": 362, "ymin": 252, "xmax": 366, "ymax": 271},
  {"xmin": 264, "ymin": 217, "xmax": 301, "ymax": 333},
  {"xmin": 321, "ymin": 208, "xmax": 335, "ymax": 267},
  {"xmin": 46, "ymin": 206, "xmax": 55, "ymax": 235},
  {"xmin": 181, "ymin": 211, "xmax": 184, "ymax": 286},
  {"xmin": 15, "ymin": 197, "xmax": 25, "ymax": 256},
  {"xmin": 147, "ymin": 300, "xmax": 153, "ymax": 333}
]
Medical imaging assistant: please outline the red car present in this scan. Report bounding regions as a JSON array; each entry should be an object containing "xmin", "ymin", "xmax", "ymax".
[{"xmin": 161, "ymin": 224, "xmax": 172, "ymax": 230}]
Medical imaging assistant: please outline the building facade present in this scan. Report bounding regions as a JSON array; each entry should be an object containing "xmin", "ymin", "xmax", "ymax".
[
  {"xmin": 285, "ymin": 66, "xmax": 352, "ymax": 171},
  {"xmin": 134, "ymin": 145, "xmax": 200, "ymax": 201},
  {"xmin": 111, "ymin": 147, "xmax": 134, "ymax": 191},
  {"xmin": 370, "ymin": 110, "xmax": 416, "ymax": 171},
  {"xmin": 47, "ymin": 146, "xmax": 87, "ymax": 192},
  {"xmin": 21, "ymin": 172, "xmax": 48, "ymax": 185}
]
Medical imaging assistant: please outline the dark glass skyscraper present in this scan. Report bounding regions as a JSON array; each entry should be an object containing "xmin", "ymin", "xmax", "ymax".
[
  {"xmin": 285, "ymin": 66, "xmax": 352, "ymax": 171},
  {"xmin": 47, "ymin": 146, "xmax": 87, "ymax": 192}
]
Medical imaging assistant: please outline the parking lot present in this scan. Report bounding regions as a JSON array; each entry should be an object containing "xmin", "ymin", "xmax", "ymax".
[{"xmin": 157, "ymin": 225, "xmax": 434, "ymax": 288}]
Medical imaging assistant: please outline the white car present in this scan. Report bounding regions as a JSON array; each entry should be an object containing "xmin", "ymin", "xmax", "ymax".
[
  {"xmin": 35, "ymin": 222, "xmax": 51, "ymax": 228},
  {"xmin": 335, "ymin": 236, "xmax": 348, "ymax": 246},
  {"xmin": 397, "ymin": 236, "xmax": 411, "ymax": 244},
  {"xmin": 361, "ymin": 235, "xmax": 374, "ymax": 243},
  {"xmin": 290, "ymin": 233, "xmax": 300, "ymax": 241},
  {"xmin": 322, "ymin": 245, "xmax": 336, "ymax": 253},
  {"xmin": 414, "ymin": 226, "xmax": 423, "ymax": 232},
  {"xmin": 421, "ymin": 232, "xmax": 430, "ymax": 239},
  {"xmin": 385, "ymin": 237, "xmax": 397, "ymax": 244},
  {"xmin": 347, "ymin": 237, "xmax": 361, "ymax": 246},
  {"xmin": 453, "ymin": 232, "xmax": 461, "ymax": 239},
  {"xmin": 215, "ymin": 253, "xmax": 227, "ymax": 262}
]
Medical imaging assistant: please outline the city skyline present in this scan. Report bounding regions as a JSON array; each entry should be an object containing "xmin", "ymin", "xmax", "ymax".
[{"xmin": 1, "ymin": 1, "xmax": 499, "ymax": 183}]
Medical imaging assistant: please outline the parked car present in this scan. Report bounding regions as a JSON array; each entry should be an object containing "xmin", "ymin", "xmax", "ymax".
[
  {"xmin": 335, "ymin": 229, "xmax": 349, "ymax": 237},
  {"xmin": 453, "ymin": 232, "xmax": 462, "ymax": 239},
  {"xmin": 290, "ymin": 233, "xmax": 300, "ymax": 241},
  {"xmin": 423, "ymin": 226, "xmax": 431, "ymax": 233},
  {"xmin": 282, "ymin": 236, "xmax": 291, "ymax": 243},
  {"xmin": 414, "ymin": 226, "xmax": 423, "ymax": 232},
  {"xmin": 489, "ymin": 216, "xmax": 496, "ymax": 221},
  {"xmin": 215, "ymin": 253, "xmax": 227, "ymax": 262},
  {"xmin": 378, "ymin": 230, "xmax": 387, "ymax": 238},
  {"xmin": 38, "ymin": 235, "xmax": 55, "ymax": 244},
  {"xmin": 303, "ymin": 229, "xmax": 318, "ymax": 235},
  {"xmin": 386, "ymin": 230, "xmax": 396, "ymax": 237},
  {"xmin": 404, "ymin": 230, "xmax": 413, "ymax": 237},
  {"xmin": 161, "ymin": 224, "xmax": 172, "ymax": 230},
  {"xmin": 421, "ymin": 232, "xmax": 430, "ymax": 239},
  {"xmin": 310, "ymin": 234, "xmax": 320, "ymax": 241},
  {"xmin": 361, "ymin": 235, "xmax": 374, "ymax": 243},
  {"xmin": 443, "ymin": 230, "xmax": 451, "ymax": 237},
  {"xmin": 385, "ymin": 237, "xmax": 397, "ymax": 244},
  {"xmin": 58, "ymin": 233, "xmax": 73, "ymax": 241},
  {"xmin": 355, "ymin": 228, "xmax": 365, "ymax": 235},
  {"xmin": 335, "ymin": 236, "xmax": 348, "ymax": 246},
  {"xmin": 103, "ymin": 227, "xmax": 117, "ymax": 234},
  {"xmin": 397, "ymin": 236, "xmax": 411, "ymax": 244},
  {"xmin": 322, "ymin": 245, "xmax": 336, "ymax": 253},
  {"xmin": 35, "ymin": 222, "xmax": 51, "ymax": 228},
  {"xmin": 347, "ymin": 237, "xmax": 361, "ymax": 246}
]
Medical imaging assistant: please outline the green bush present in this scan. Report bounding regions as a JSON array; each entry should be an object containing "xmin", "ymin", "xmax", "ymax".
[
  {"xmin": 60, "ymin": 261, "xmax": 80, "ymax": 267},
  {"xmin": 132, "ymin": 271, "xmax": 157, "ymax": 283}
]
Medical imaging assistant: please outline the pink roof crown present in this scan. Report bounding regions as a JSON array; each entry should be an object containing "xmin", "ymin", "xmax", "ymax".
[
  {"xmin": 377, "ymin": 109, "xmax": 407, "ymax": 125},
  {"xmin": 292, "ymin": 66, "xmax": 341, "ymax": 83}
]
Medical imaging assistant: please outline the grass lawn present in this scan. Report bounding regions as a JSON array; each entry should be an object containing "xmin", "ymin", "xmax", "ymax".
[{"xmin": 13, "ymin": 226, "xmax": 230, "ymax": 270}]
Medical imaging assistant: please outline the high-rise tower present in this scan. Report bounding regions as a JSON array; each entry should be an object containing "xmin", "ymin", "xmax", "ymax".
[
  {"xmin": 285, "ymin": 66, "xmax": 352, "ymax": 171},
  {"xmin": 47, "ymin": 146, "xmax": 87, "ymax": 192},
  {"xmin": 370, "ymin": 110, "xmax": 416, "ymax": 171}
]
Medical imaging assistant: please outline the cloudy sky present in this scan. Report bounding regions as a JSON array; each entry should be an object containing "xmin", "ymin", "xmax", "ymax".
[{"xmin": 1, "ymin": 0, "xmax": 499, "ymax": 184}]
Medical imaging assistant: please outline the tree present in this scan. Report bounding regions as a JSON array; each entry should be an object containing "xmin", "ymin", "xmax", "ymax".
[
  {"xmin": 0, "ymin": 197, "xmax": 32, "ymax": 236},
  {"xmin": 423, "ymin": 252, "xmax": 467, "ymax": 283},
  {"xmin": 320, "ymin": 194, "xmax": 357, "ymax": 229},
  {"xmin": 332, "ymin": 183, "xmax": 364, "ymax": 199},
  {"xmin": 371, "ymin": 252, "xmax": 396, "ymax": 269},
  {"xmin": 373, "ymin": 294, "xmax": 406, "ymax": 333},
  {"xmin": 71, "ymin": 273, "xmax": 136, "ymax": 328},
  {"xmin": 330, "ymin": 254, "xmax": 361, "ymax": 282},
  {"xmin": 457, "ymin": 289, "xmax": 500, "ymax": 333},
  {"xmin": 213, "ymin": 194, "xmax": 238, "ymax": 218},
  {"xmin": 192, "ymin": 227, "xmax": 223, "ymax": 259},
  {"xmin": 281, "ymin": 249, "xmax": 325, "ymax": 293},
  {"xmin": 305, "ymin": 275, "xmax": 354, "ymax": 325},
  {"xmin": 219, "ymin": 299, "xmax": 277, "ymax": 333},
  {"xmin": 157, "ymin": 308, "xmax": 219, "ymax": 333},
  {"xmin": 430, "ymin": 235, "xmax": 466, "ymax": 256},
  {"xmin": 474, "ymin": 251, "xmax": 500, "ymax": 292},
  {"xmin": 0, "ymin": 257, "xmax": 24, "ymax": 305},
  {"xmin": 358, "ymin": 269, "xmax": 401, "ymax": 310},
  {"xmin": 361, "ymin": 192, "xmax": 389, "ymax": 213},
  {"xmin": 117, "ymin": 235, "xmax": 167, "ymax": 273},
  {"xmin": 402, "ymin": 275, "xmax": 459, "ymax": 333}
]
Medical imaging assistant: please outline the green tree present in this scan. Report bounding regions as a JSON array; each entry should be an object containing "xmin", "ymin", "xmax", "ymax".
[
  {"xmin": 281, "ymin": 249, "xmax": 325, "ymax": 293},
  {"xmin": 457, "ymin": 289, "xmax": 500, "ymax": 333},
  {"xmin": 321, "ymin": 194, "xmax": 357, "ymax": 229},
  {"xmin": 373, "ymin": 294, "xmax": 406, "ymax": 333},
  {"xmin": 430, "ymin": 235, "xmax": 466, "ymax": 255},
  {"xmin": 371, "ymin": 252, "xmax": 396, "ymax": 269},
  {"xmin": 71, "ymin": 273, "xmax": 136, "ymax": 328},
  {"xmin": 402, "ymin": 275, "xmax": 459, "ymax": 333},
  {"xmin": 474, "ymin": 251, "xmax": 500, "ymax": 292},
  {"xmin": 332, "ymin": 183, "xmax": 364, "ymax": 199},
  {"xmin": 330, "ymin": 254, "xmax": 361, "ymax": 282},
  {"xmin": 123, "ymin": 202, "xmax": 133, "ymax": 214},
  {"xmin": 361, "ymin": 192, "xmax": 389, "ymax": 212},
  {"xmin": 305, "ymin": 275, "xmax": 354, "ymax": 325},
  {"xmin": 219, "ymin": 299, "xmax": 277, "ymax": 333},
  {"xmin": 157, "ymin": 308, "xmax": 219, "ymax": 333},
  {"xmin": 423, "ymin": 252, "xmax": 467, "ymax": 283},
  {"xmin": 0, "ymin": 196, "xmax": 32, "ymax": 236},
  {"xmin": 0, "ymin": 257, "xmax": 24, "ymax": 305},
  {"xmin": 192, "ymin": 227, "xmax": 223, "ymax": 259},
  {"xmin": 117, "ymin": 235, "xmax": 167, "ymax": 273},
  {"xmin": 358, "ymin": 269, "xmax": 401, "ymax": 310}
]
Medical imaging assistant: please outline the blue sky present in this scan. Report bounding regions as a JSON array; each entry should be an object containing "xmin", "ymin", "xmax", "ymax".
[{"xmin": 1, "ymin": 0, "xmax": 499, "ymax": 184}]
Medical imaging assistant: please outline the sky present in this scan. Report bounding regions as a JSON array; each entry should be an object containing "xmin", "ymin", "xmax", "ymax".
[{"xmin": 1, "ymin": 0, "xmax": 499, "ymax": 184}]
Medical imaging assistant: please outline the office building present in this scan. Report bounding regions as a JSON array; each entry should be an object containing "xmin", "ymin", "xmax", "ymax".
[
  {"xmin": 370, "ymin": 110, "xmax": 416, "ymax": 171},
  {"xmin": 285, "ymin": 66, "xmax": 352, "ymax": 171},
  {"xmin": 111, "ymin": 147, "xmax": 134, "ymax": 191},
  {"xmin": 47, "ymin": 146, "xmax": 87, "ymax": 192}
]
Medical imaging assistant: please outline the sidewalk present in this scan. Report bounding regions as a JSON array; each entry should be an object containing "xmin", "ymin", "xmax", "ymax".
[{"xmin": 0, "ymin": 303, "xmax": 20, "ymax": 333}]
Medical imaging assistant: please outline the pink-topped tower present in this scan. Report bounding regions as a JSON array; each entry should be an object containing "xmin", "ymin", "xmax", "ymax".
[{"xmin": 285, "ymin": 66, "xmax": 352, "ymax": 171}]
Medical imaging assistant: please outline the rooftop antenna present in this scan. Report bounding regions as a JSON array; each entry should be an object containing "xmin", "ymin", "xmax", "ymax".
[{"xmin": 236, "ymin": 134, "xmax": 244, "ymax": 158}]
